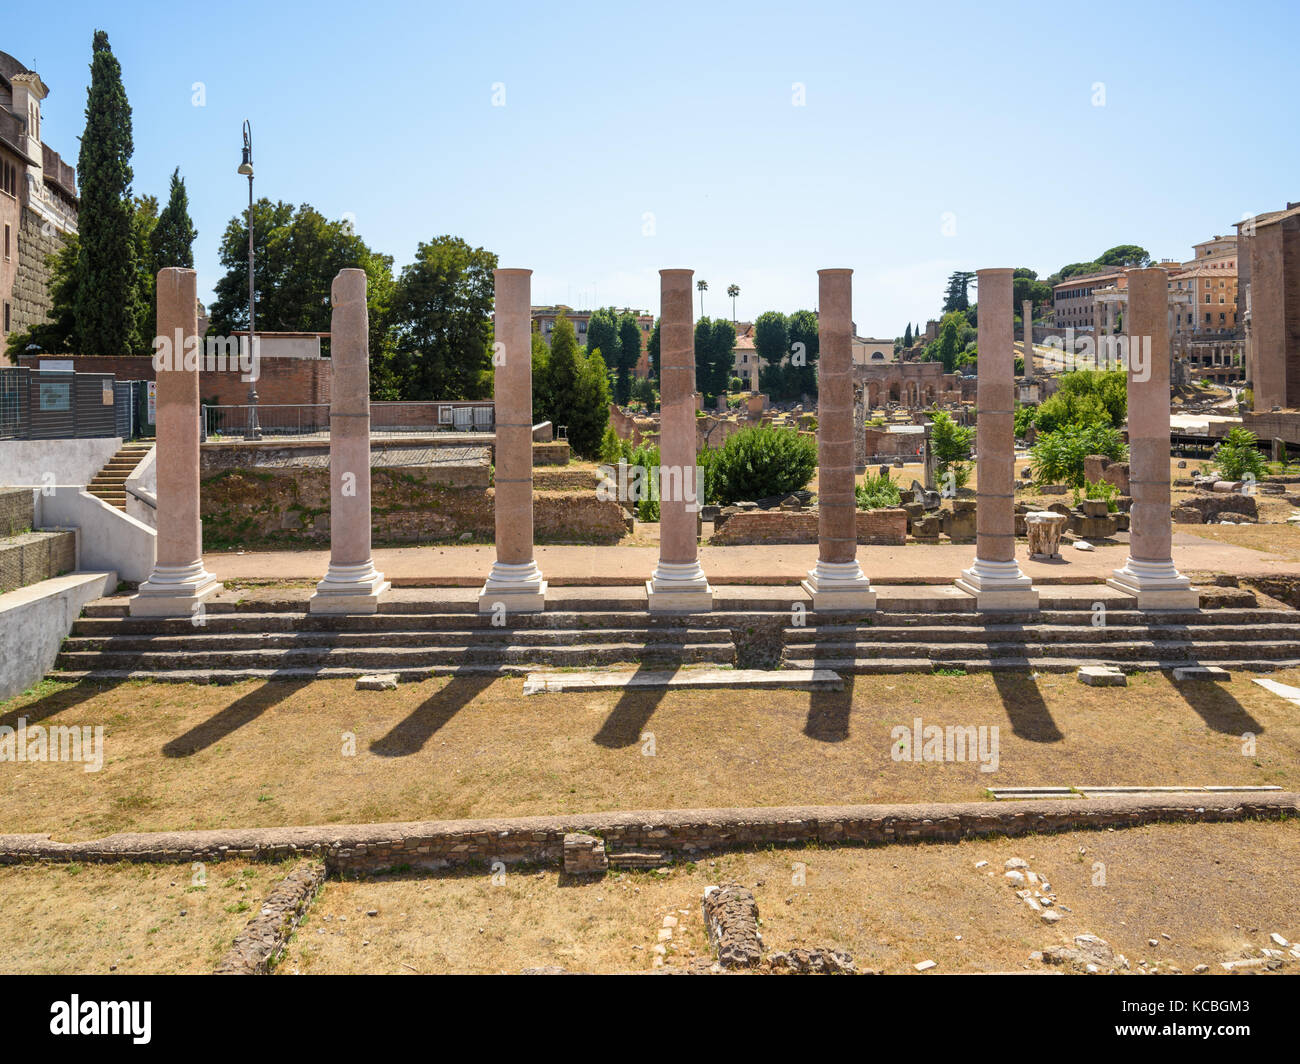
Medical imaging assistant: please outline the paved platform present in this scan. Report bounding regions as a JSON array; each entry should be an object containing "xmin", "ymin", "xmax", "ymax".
[{"xmin": 205, "ymin": 532, "xmax": 1300, "ymax": 587}]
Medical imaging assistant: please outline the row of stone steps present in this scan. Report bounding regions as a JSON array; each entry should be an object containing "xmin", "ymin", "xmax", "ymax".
[
  {"xmin": 780, "ymin": 656, "xmax": 1300, "ymax": 674},
  {"xmin": 85, "ymin": 443, "xmax": 151, "ymax": 511}
]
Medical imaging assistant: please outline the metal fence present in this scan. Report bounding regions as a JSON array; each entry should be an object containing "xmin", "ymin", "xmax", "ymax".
[
  {"xmin": 0, "ymin": 367, "xmax": 124, "ymax": 440},
  {"xmin": 202, "ymin": 401, "xmax": 495, "ymax": 440}
]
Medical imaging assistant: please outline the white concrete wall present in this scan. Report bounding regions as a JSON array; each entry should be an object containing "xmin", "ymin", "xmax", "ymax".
[
  {"xmin": 33, "ymin": 488, "xmax": 155, "ymax": 584},
  {"xmin": 123, "ymin": 446, "xmax": 157, "ymax": 530},
  {"xmin": 0, "ymin": 571, "xmax": 117, "ymax": 701},
  {"xmin": 0, "ymin": 438, "xmax": 122, "ymax": 488}
]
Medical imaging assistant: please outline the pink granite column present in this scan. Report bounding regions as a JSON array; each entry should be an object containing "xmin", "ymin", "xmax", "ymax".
[
  {"xmin": 309, "ymin": 269, "xmax": 389, "ymax": 613},
  {"xmin": 647, "ymin": 268, "xmax": 712, "ymax": 611},
  {"xmin": 131, "ymin": 269, "xmax": 223, "ymax": 616},
  {"xmin": 802, "ymin": 268, "xmax": 874, "ymax": 609},
  {"xmin": 955, "ymin": 268, "xmax": 1037, "ymax": 610},
  {"xmin": 479, "ymin": 267, "xmax": 545, "ymax": 612},
  {"xmin": 1108, "ymin": 267, "xmax": 1197, "ymax": 609}
]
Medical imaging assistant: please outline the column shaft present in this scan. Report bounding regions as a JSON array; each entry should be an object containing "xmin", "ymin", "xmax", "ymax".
[
  {"xmin": 480, "ymin": 268, "xmax": 545, "ymax": 611},
  {"xmin": 803, "ymin": 269, "xmax": 873, "ymax": 609},
  {"xmin": 1108, "ymin": 268, "xmax": 1197, "ymax": 608},
  {"xmin": 130, "ymin": 268, "xmax": 222, "ymax": 616},
  {"xmin": 955, "ymin": 267, "xmax": 1036, "ymax": 609},
  {"xmin": 647, "ymin": 269, "xmax": 711, "ymax": 611},
  {"xmin": 310, "ymin": 268, "xmax": 389, "ymax": 613}
]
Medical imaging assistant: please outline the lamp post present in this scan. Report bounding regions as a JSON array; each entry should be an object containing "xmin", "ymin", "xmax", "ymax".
[{"xmin": 238, "ymin": 119, "xmax": 261, "ymax": 440}]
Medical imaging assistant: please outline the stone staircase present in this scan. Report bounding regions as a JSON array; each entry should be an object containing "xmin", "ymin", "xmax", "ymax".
[
  {"xmin": 47, "ymin": 586, "xmax": 1300, "ymax": 682},
  {"xmin": 781, "ymin": 606, "xmax": 1300, "ymax": 673},
  {"xmin": 86, "ymin": 442, "xmax": 152, "ymax": 511},
  {"xmin": 53, "ymin": 601, "xmax": 744, "ymax": 682}
]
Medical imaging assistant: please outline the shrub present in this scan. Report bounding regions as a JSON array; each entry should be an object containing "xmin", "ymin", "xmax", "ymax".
[
  {"xmin": 629, "ymin": 443, "xmax": 660, "ymax": 521},
  {"xmin": 855, "ymin": 472, "xmax": 901, "ymax": 510},
  {"xmin": 1213, "ymin": 427, "xmax": 1267, "ymax": 481},
  {"xmin": 1072, "ymin": 478, "xmax": 1120, "ymax": 511},
  {"xmin": 1013, "ymin": 404, "xmax": 1036, "ymax": 438},
  {"xmin": 1030, "ymin": 424, "xmax": 1127, "ymax": 487},
  {"xmin": 705, "ymin": 424, "xmax": 817, "ymax": 506},
  {"xmin": 928, "ymin": 409, "xmax": 974, "ymax": 492}
]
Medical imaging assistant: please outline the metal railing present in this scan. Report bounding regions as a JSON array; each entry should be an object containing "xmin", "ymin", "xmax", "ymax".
[{"xmin": 202, "ymin": 401, "xmax": 496, "ymax": 440}]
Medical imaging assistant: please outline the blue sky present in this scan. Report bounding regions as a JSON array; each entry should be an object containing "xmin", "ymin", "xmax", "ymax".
[{"xmin": 7, "ymin": 0, "xmax": 1298, "ymax": 336}]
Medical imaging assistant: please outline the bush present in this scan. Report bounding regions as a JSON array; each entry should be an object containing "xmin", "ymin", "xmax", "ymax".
[
  {"xmin": 1030, "ymin": 424, "xmax": 1127, "ymax": 487},
  {"xmin": 928, "ymin": 409, "xmax": 974, "ymax": 492},
  {"xmin": 705, "ymin": 424, "xmax": 817, "ymax": 506},
  {"xmin": 1013, "ymin": 404, "xmax": 1036, "ymax": 439},
  {"xmin": 598, "ymin": 424, "xmax": 629, "ymax": 465},
  {"xmin": 1072, "ymin": 478, "xmax": 1120, "ymax": 511},
  {"xmin": 629, "ymin": 443, "xmax": 660, "ymax": 522},
  {"xmin": 855, "ymin": 472, "xmax": 901, "ymax": 510},
  {"xmin": 1213, "ymin": 427, "xmax": 1267, "ymax": 481}
]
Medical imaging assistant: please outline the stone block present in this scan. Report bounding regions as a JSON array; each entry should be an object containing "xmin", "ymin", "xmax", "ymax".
[
  {"xmin": 1078, "ymin": 666, "xmax": 1126, "ymax": 687},
  {"xmin": 562, "ymin": 833, "xmax": 608, "ymax": 876}
]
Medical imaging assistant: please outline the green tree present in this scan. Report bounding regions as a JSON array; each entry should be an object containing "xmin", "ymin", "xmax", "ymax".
[
  {"xmin": 647, "ymin": 316, "xmax": 661, "ymax": 388},
  {"xmin": 943, "ymin": 270, "xmax": 974, "ymax": 313},
  {"xmin": 617, "ymin": 312, "xmax": 643, "ymax": 403},
  {"xmin": 753, "ymin": 310, "xmax": 788, "ymax": 396},
  {"xmin": 381, "ymin": 235, "xmax": 495, "ymax": 400},
  {"xmin": 696, "ymin": 278, "xmax": 708, "ymax": 317},
  {"xmin": 928, "ymin": 409, "xmax": 974, "ymax": 489},
  {"xmin": 785, "ymin": 309, "xmax": 820, "ymax": 400},
  {"xmin": 74, "ymin": 30, "xmax": 140, "ymax": 354},
  {"xmin": 694, "ymin": 317, "xmax": 735, "ymax": 406},
  {"xmin": 903, "ymin": 322, "xmax": 912, "ymax": 348},
  {"xmin": 726, "ymin": 283, "xmax": 740, "ymax": 320},
  {"xmin": 1213, "ymin": 427, "xmax": 1267, "ymax": 481},
  {"xmin": 935, "ymin": 316, "xmax": 961, "ymax": 373},
  {"xmin": 565, "ymin": 347, "xmax": 612, "ymax": 458},
  {"xmin": 130, "ymin": 194, "xmax": 159, "ymax": 354},
  {"xmin": 530, "ymin": 329, "xmax": 552, "ymax": 424},
  {"xmin": 542, "ymin": 313, "xmax": 581, "ymax": 427},
  {"xmin": 1096, "ymin": 245, "xmax": 1151, "ymax": 268},
  {"xmin": 1030, "ymin": 424, "xmax": 1127, "ymax": 487},
  {"xmin": 151, "ymin": 167, "xmax": 197, "ymax": 269}
]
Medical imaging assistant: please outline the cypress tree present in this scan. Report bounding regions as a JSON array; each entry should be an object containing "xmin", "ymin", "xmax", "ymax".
[
  {"xmin": 152, "ymin": 167, "xmax": 197, "ymax": 269},
  {"xmin": 74, "ymin": 30, "xmax": 139, "ymax": 353}
]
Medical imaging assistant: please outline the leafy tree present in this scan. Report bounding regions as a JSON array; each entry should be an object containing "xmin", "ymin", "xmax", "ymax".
[
  {"xmin": 694, "ymin": 317, "xmax": 735, "ymax": 406},
  {"xmin": 586, "ymin": 307, "xmax": 621, "ymax": 368},
  {"xmin": 943, "ymin": 270, "xmax": 975, "ymax": 313},
  {"xmin": 566, "ymin": 348, "xmax": 612, "ymax": 458},
  {"xmin": 647, "ymin": 317, "xmax": 661, "ymax": 388},
  {"xmin": 1030, "ymin": 423, "xmax": 1126, "ymax": 487},
  {"xmin": 381, "ymin": 234, "xmax": 495, "ymax": 400},
  {"xmin": 705, "ymin": 425, "xmax": 817, "ymax": 505},
  {"xmin": 935, "ymin": 316, "xmax": 961, "ymax": 373},
  {"xmin": 130, "ymin": 194, "xmax": 159, "ymax": 354},
  {"xmin": 785, "ymin": 309, "xmax": 819, "ymax": 400},
  {"xmin": 928, "ymin": 409, "xmax": 974, "ymax": 489},
  {"xmin": 753, "ymin": 310, "xmax": 788, "ymax": 396},
  {"xmin": 1213, "ymin": 427, "xmax": 1267, "ymax": 481},
  {"xmin": 74, "ymin": 30, "xmax": 140, "ymax": 354},
  {"xmin": 530, "ymin": 329, "xmax": 552, "ymax": 424},
  {"xmin": 617, "ymin": 312, "xmax": 643, "ymax": 403},
  {"xmin": 151, "ymin": 167, "xmax": 197, "ymax": 269},
  {"xmin": 1096, "ymin": 245, "xmax": 1151, "ymax": 268},
  {"xmin": 543, "ymin": 314, "xmax": 582, "ymax": 421}
]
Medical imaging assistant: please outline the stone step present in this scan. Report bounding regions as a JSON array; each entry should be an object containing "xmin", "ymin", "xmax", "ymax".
[
  {"xmin": 781, "ymin": 656, "xmax": 1300, "ymax": 675},
  {"xmin": 787, "ymin": 623, "xmax": 1300, "ymax": 644},
  {"xmin": 783, "ymin": 640, "xmax": 1300, "ymax": 662},
  {"xmin": 49, "ymin": 665, "xmax": 537, "ymax": 684},
  {"xmin": 61, "ymin": 626, "xmax": 736, "ymax": 651},
  {"xmin": 54, "ymin": 641, "xmax": 736, "ymax": 671}
]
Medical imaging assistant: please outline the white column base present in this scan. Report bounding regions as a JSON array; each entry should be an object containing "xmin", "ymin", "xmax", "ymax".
[
  {"xmin": 801, "ymin": 559, "xmax": 876, "ymax": 610},
  {"xmin": 478, "ymin": 560, "xmax": 547, "ymax": 614},
  {"xmin": 646, "ymin": 560, "xmax": 713, "ymax": 613},
  {"xmin": 954, "ymin": 557, "xmax": 1039, "ymax": 611},
  {"xmin": 309, "ymin": 561, "xmax": 391, "ymax": 614},
  {"xmin": 130, "ymin": 561, "xmax": 224, "ymax": 617},
  {"xmin": 1108, "ymin": 558, "xmax": 1199, "ymax": 610}
]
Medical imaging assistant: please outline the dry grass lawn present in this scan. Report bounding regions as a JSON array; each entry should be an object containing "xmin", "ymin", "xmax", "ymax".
[
  {"xmin": 280, "ymin": 820, "xmax": 1300, "ymax": 974},
  {"xmin": 0, "ymin": 859, "xmax": 294, "ymax": 974},
  {"xmin": 2, "ymin": 670, "xmax": 1298, "ymax": 840}
]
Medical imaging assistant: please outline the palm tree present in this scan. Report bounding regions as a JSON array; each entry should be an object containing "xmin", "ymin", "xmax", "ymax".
[
  {"xmin": 727, "ymin": 283, "xmax": 740, "ymax": 322},
  {"xmin": 696, "ymin": 279, "xmax": 708, "ymax": 318}
]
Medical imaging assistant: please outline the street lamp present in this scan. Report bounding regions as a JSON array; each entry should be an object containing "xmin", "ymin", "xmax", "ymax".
[{"xmin": 239, "ymin": 119, "xmax": 261, "ymax": 440}]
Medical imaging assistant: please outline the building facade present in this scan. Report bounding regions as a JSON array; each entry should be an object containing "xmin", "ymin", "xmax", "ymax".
[{"xmin": 0, "ymin": 50, "xmax": 78, "ymax": 364}]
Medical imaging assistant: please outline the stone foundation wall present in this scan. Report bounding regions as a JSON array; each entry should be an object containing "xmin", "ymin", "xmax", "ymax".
[
  {"xmin": 710, "ymin": 507, "xmax": 907, "ymax": 546},
  {"xmin": 200, "ymin": 467, "xmax": 628, "ymax": 547},
  {"xmin": 2, "ymin": 794, "xmax": 1294, "ymax": 874},
  {"xmin": 0, "ymin": 487, "xmax": 34, "ymax": 535},
  {"xmin": 0, "ymin": 530, "xmax": 77, "ymax": 593}
]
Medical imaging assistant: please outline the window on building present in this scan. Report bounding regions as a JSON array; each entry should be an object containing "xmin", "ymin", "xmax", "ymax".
[
  {"xmin": 2, "ymin": 301, "xmax": 9, "ymax": 335},
  {"xmin": 2, "ymin": 222, "xmax": 8, "ymax": 260},
  {"xmin": 0, "ymin": 159, "xmax": 17, "ymax": 197}
]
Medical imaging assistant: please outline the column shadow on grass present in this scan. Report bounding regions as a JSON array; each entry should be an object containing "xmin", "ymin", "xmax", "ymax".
[
  {"xmin": 162, "ymin": 677, "xmax": 313, "ymax": 757},
  {"xmin": 593, "ymin": 659, "xmax": 679, "ymax": 750},
  {"xmin": 2, "ymin": 676, "xmax": 128, "ymax": 730},
  {"xmin": 1172, "ymin": 675, "xmax": 1263, "ymax": 736},
  {"xmin": 370, "ymin": 671, "xmax": 495, "ymax": 758},
  {"xmin": 991, "ymin": 668, "xmax": 1064, "ymax": 743},
  {"xmin": 804, "ymin": 672, "xmax": 857, "ymax": 743}
]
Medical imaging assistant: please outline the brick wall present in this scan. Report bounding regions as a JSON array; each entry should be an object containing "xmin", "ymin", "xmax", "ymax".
[
  {"xmin": 710, "ymin": 507, "xmax": 907, "ymax": 545},
  {"xmin": 0, "ymin": 487, "xmax": 34, "ymax": 535},
  {"xmin": 15, "ymin": 352, "xmax": 332, "ymax": 407}
]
